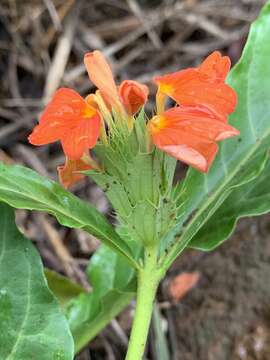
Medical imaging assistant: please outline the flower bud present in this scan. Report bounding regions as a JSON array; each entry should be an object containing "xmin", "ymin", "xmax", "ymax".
[{"xmin": 119, "ymin": 80, "xmax": 149, "ymax": 116}]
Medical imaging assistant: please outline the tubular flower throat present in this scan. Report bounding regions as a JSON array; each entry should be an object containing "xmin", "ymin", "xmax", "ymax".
[
  {"xmin": 149, "ymin": 51, "xmax": 239, "ymax": 172},
  {"xmin": 84, "ymin": 50, "xmax": 148, "ymax": 116},
  {"xmin": 84, "ymin": 51, "xmax": 121, "ymax": 111}
]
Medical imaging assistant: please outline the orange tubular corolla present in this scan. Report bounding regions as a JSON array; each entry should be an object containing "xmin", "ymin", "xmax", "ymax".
[
  {"xmin": 154, "ymin": 51, "xmax": 237, "ymax": 121},
  {"xmin": 84, "ymin": 51, "xmax": 149, "ymax": 118},
  {"xmin": 118, "ymin": 80, "xmax": 149, "ymax": 116},
  {"xmin": 84, "ymin": 51, "xmax": 121, "ymax": 111},
  {"xmin": 28, "ymin": 88, "xmax": 101, "ymax": 160},
  {"xmin": 58, "ymin": 157, "xmax": 92, "ymax": 189},
  {"xmin": 149, "ymin": 106, "xmax": 239, "ymax": 172}
]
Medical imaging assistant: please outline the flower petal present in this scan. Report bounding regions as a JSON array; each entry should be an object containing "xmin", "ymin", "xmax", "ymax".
[
  {"xmin": 158, "ymin": 106, "xmax": 239, "ymax": 141},
  {"xmin": 154, "ymin": 51, "xmax": 237, "ymax": 120},
  {"xmin": 149, "ymin": 106, "xmax": 239, "ymax": 172},
  {"xmin": 198, "ymin": 51, "xmax": 231, "ymax": 81},
  {"xmin": 58, "ymin": 157, "xmax": 92, "ymax": 188},
  {"xmin": 155, "ymin": 70, "xmax": 236, "ymax": 120},
  {"xmin": 28, "ymin": 88, "xmax": 91, "ymax": 145},
  {"xmin": 150, "ymin": 123, "xmax": 218, "ymax": 172},
  {"xmin": 61, "ymin": 115, "xmax": 101, "ymax": 160},
  {"xmin": 118, "ymin": 80, "xmax": 149, "ymax": 115},
  {"xmin": 28, "ymin": 121, "xmax": 68, "ymax": 145},
  {"xmin": 159, "ymin": 139, "xmax": 218, "ymax": 172},
  {"xmin": 40, "ymin": 88, "xmax": 90, "ymax": 124},
  {"xmin": 84, "ymin": 51, "xmax": 120, "ymax": 109}
]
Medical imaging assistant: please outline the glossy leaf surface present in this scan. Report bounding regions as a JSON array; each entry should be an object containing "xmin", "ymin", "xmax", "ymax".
[
  {"xmin": 0, "ymin": 203, "xmax": 74, "ymax": 360},
  {"xmin": 66, "ymin": 244, "xmax": 135, "ymax": 353},
  {"xmin": 45, "ymin": 269, "xmax": 86, "ymax": 307},
  {"xmin": 0, "ymin": 162, "xmax": 137, "ymax": 268},
  {"xmin": 189, "ymin": 159, "xmax": 270, "ymax": 250}
]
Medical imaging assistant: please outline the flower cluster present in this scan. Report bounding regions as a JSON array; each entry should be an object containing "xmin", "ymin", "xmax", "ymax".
[
  {"xmin": 29, "ymin": 51, "xmax": 148, "ymax": 187},
  {"xmin": 29, "ymin": 50, "xmax": 238, "ymax": 187}
]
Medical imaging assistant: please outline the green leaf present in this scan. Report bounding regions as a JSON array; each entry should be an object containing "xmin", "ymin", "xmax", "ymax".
[
  {"xmin": 45, "ymin": 269, "xmax": 86, "ymax": 307},
  {"xmin": 0, "ymin": 203, "xmax": 74, "ymax": 360},
  {"xmin": 189, "ymin": 158, "xmax": 270, "ymax": 250},
  {"xmin": 66, "ymin": 244, "xmax": 135, "ymax": 353},
  {"xmin": 162, "ymin": 1, "xmax": 270, "ymax": 268},
  {"xmin": 0, "ymin": 162, "xmax": 139, "ymax": 269}
]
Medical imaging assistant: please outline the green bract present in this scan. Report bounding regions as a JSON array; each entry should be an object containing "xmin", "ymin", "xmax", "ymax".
[{"xmin": 87, "ymin": 111, "xmax": 177, "ymax": 247}]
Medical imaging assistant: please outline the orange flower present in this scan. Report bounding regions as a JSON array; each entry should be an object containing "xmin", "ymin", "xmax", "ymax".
[
  {"xmin": 118, "ymin": 80, "xmax": 149, "ymax": 115},
  {"xmin": 198, "ymin": 51, "xmax": 231, "ymax": 81},
  {"xmin": 58, "ymin": 157, "xmax": 92, "ymax": 188},
  {"xmin": 28, "ymin": 88, "xmax": 101, "ymax": 160},
  {"xmin": 154, "ymin": 51, "xmax": 237, "ymax": 120},
  {"xmin": 84, "ymin": 51, "xmax": 149, "ymax": 117},
  {"xmin": 84, "ymin": 51, "xmax": 121, "ymax": 111},
  {"xmin": 149, "ymin": 106, "xmax": 239, "ymax": 172}
]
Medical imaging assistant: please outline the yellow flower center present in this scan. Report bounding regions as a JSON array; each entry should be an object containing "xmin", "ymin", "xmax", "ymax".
[
  {"xmin": 150, "ymin": 115, "xmax": 167, "ymax": 133},
  {"xmin": 159, "ymin": 83, "xmax": 173, "ymax": 94},
  {"xmin": 82, "ymin": 104, "xmax": 96, "ymax": 118},
  {"xmin": 155, "ymin": 84, "xmax": 173, "ymax": 115}
]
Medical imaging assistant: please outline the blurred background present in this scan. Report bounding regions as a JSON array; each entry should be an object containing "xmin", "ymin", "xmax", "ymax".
[{"xmin": 0, "ymin": 0, "xmax": 270, "ymax": 359}]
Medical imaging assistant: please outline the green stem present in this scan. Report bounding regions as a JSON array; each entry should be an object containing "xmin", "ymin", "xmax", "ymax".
[{"xmin": 125, "ymin": 245, "xmax": 162, "ymax": 360}]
